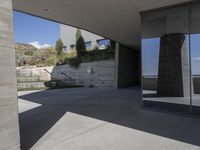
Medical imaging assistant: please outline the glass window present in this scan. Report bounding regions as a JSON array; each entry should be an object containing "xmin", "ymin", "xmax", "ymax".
[
  {"xmin": 70, "ymin": 44, "xmax": 76, "ymax": 50},
  {"xmin": 63, "ymin": 46, "xmax": 67, "ymax": 52},
  {"xmin": 190, "ymin": 1, "xmax": 200, "ymax": 112},
  {"xmin": 85, "ymin": 42, "xmax": 92, "ymax": 50},
  {"xmin": 141, "ymin": 5, "xmax": 191, "ymax": 112},
  {"xmin": 97, "ymin": 39, "xmax": 110, "ymax": 50}
]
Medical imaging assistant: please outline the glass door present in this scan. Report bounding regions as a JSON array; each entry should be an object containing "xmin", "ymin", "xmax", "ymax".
[
  {"xmin": 190, "ymin": 1, "xmax": 200, "ymax": 114},
  {"xmin": 141, "ymin": 4, "xmax": 191, "ymax": 113}
]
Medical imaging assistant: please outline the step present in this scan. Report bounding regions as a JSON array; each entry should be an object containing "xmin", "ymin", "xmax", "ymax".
[
  {"xmin": 17, "ymin": 82, "xmax": 46, "ymax": 90},
  {"xmin": 17, "ymin": 76, "xmax": 41, "ymax": 83}
]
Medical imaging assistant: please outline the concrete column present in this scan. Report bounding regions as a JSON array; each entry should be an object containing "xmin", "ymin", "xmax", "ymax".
[
  {"xmin": 114, "ymin": 43, "xmax": 140, "ymax": 88},
  {"xmin": 157, "ymin": 34, "xmax": 190, "ymax": 97},
  {"xmin": 0, "ymin": 0, "xmax": 20, "ymax": 149}
]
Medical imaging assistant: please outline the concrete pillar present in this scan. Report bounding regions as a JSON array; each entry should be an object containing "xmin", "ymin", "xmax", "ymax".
[
  {"xmin": 0, "ymin": 0, "xmax": 20, "ymax": 149},
  {"xmin": 157, "ymin": 34, "xmax": 190, "ymax": 97},
  {"xmin": 114, "ymin": 43, "xmax": 140, "ymax": 88}
]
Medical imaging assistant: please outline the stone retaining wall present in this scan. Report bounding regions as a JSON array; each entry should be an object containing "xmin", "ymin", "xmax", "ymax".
[
  {"xmin": 51, "ymin": 60, "xmax": 115, "ymax": 88},
  {"xmin": 16, "ymin": 60, "xmax": 116, "ymax": 88},
  {"xmin": 16, "ymin": 66, "xmax": 53, "ymax": 81}
]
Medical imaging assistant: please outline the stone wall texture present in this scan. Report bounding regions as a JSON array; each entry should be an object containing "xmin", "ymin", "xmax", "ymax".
[
  {"xmin": 0, "ymin": 0, "xmax": 20, "ymax": 149},
  {"xmin": 115, "ymin": 43, "xmax": 140, "ymax": 88},
  {"xmin": 51, "ymin": 60, "xmax": 116, "ymax": 88},
  {"xmin": 143, "ymin": 77, "xmax": 157, "ymax": 90},
  {"xmin": 16, "ymin": 66, "xmax": 53, "ymax": 81}
]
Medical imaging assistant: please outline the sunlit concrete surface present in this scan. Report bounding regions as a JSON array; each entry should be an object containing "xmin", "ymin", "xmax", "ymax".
[
  {"xmin": 18, "ymin": 91, "xmax": 42, "ymax": 113},
  {"xmin": 18, "ymin": 88, "xmax": 200, "ymax": 150},
  {"xmin": 143, "ymin": 90, "xmax": 200, "ymax": 106},
  {"xmin": 18, "ymin": 99, "xmax": 42, "ymax": 114}
]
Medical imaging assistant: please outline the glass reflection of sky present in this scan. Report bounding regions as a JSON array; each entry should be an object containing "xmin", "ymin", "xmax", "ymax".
[{"xmin": 142, "ymin": 34, "xmax": 200, "ymax": 75}]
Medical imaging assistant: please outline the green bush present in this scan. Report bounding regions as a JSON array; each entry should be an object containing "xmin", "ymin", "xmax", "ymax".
[
  {"xmin": 75, "ymin": 29, "xmax": 86, "ymax": 58},
  {"xmin": 45, "ymin": 55, "xmax": 58, "ymax": 66},
  {"xmin": 65, "ymin": 57, "xmax": 82, "ymax": 68},
  {"xmin": 55, "ymin": 39, "xmax": 64, "ymax": 56},
  {"xmin": 81, "ymin": 49, "xmax": 115, "ymax": 62},
  {"xmin": 15, "ymin": 38, "xmax": 115, "ymax": 67}
]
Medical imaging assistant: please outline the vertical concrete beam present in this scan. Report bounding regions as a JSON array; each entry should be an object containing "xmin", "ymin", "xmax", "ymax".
[
  {"xmin": 114, "ymin": 43, "xmax": 140, "ymax": 88},
  {"xmin": 157, "ymin": 34, "xmax": 190, "ymax": 97},
  {"xmin": 0, "ymin": 0, "xmax": 20, "ymax": 149}
]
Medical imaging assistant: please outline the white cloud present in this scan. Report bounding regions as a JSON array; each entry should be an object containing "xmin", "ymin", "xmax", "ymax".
[
  {"xmin": 29, "ymin": 41, "xmax": 51, "ymax": 49},
  {"xmin": 193, "ymin": 57, "xmax": 200, "ymax": 63}
]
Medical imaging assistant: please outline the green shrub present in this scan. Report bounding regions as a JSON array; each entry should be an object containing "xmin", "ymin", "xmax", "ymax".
[
  {"xmin": 55, "ymin": 38, "xmax": 64, "ymax": 56},
  {"xmin": 65, "ymin": 57, "xmax": 82, "ymax": 68},
  {"xmin": 75, "ymin": 29, "xmax": 86, "ymax": 58},
  {"xmin": 45, "ymin": 55, "xmax": 58, "ymax": 66}
]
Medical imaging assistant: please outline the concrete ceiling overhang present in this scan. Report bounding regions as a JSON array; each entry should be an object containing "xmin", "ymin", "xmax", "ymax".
[{"xmin": 13, "ymin": 0, "xmax": 192, "ymax": 49}]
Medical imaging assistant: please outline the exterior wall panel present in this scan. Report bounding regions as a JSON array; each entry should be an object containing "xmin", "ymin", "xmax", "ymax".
[{"xmin": 0, "ymin": 0, "xmax": 20, "ymax": 149}]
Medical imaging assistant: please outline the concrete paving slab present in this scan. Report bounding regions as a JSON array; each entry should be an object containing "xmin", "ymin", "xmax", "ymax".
[
  {"xmin": 143, "ymin": 90, "xmax": 200, "ymax": 106},
  {"xmin": 18, "ymin": 88, "xmax": 200, "ymax": 150}
]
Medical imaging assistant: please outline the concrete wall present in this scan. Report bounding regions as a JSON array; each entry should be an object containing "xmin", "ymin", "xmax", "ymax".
[
  {"xmin": 0, "ymin": 0, "xmax": 20, "ymax": 149},
  {"xmin": 51, "ymin": 60, "xmax": 115, "ymax": 88},
  {"xmin": 143, "ymin": 77, "xmax": 200, "ymax": 94},
  {"xmin": 17, "ymin": 60, "xmax": 116, "ymax": 88},
  {"xmin": 143, "ymin": 77, "xmax": 157, "ymax": 90},
  {"xmin": 16, "ymin": 66, "xmax": 53, "ymax": 81},
  {"xmin": 115, "ymin": 43, "xmax": 140, "ymax": 88}
]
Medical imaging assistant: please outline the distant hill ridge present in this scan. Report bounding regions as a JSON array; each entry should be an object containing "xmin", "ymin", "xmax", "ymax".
[{"xmin": 15, "ymin": 43, "xmax": 38, "ymax": 50}]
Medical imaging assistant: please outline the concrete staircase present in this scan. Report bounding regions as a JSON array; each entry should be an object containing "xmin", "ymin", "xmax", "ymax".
[{"xmin": 17, "ymin": 70, "xmax": 46, "ymax": 90}]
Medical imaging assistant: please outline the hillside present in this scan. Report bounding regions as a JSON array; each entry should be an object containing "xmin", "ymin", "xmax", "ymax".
[{"xmin": 15, "ymin": 43, "xmax": 37, "ymax": 51}]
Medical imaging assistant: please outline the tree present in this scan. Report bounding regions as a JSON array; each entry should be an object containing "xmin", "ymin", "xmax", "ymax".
[
  {"xmin": 75, "ymin": 29, "xmax": 86, "ymax": 58},
  {"xmin": 55, "ymin": 38, "xmax": 64, "ymax": 56}
]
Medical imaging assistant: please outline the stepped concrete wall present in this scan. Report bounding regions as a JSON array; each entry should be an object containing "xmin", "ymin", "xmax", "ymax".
[
  {"xmin": 17, "ymin": 82, "xmax": 46, "ymax": 90},
  {"xmin": 16, "ymin": 66, "xmax": 53, "ymax": 81},
  {"xmin": 16, "ymin": 60, "xmax": 116, "ymax": 88}
]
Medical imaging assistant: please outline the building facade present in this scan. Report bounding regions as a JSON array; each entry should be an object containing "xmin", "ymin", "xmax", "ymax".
[{"xmin": 60, "ymin": 25, "xmax": 110, "ymax": 52}]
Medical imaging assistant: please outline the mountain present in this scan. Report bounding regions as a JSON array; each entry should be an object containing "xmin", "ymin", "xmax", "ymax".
[{"xmin": 15, "ymin": 43, "xmax": 38, "ymax": 51}]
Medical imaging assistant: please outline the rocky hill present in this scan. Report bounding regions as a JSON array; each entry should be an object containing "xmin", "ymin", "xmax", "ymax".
[{"xmin": 15, "ymin": 43, "xmax": 37, "ymax": 51}]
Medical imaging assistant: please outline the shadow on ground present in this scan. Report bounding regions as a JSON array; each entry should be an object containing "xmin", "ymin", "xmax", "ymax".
[{"xmin": 18, "ymin": 87, "xmax": 200, "ymax": 150}]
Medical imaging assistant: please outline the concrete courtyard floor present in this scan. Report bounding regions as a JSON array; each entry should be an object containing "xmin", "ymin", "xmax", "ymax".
[
  {"xmin": 18, "ymin": 88, "xmax": 200, "ymax": 150},
  {"xmin": 143, "ymin": 90, "xmax": 200, "ymax": 106}
]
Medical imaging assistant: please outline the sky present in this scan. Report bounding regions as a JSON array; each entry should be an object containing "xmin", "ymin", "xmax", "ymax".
[
  {"xmin": 13, "ymin": 11, "xmax": 60, "ymax": 48},
  {"xmin": 142, "ymin": 35, "xmax": 200, "ymax": 75}
]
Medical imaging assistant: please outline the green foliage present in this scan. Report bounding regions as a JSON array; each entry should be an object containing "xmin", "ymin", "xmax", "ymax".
[
  {"xmin": 82, "ymin": 49, "xmax": 115, "ymax": 62},
  {"xmin": 62, "ymin": 49, "xmax": 115, "ymax": 69},
  {"xmin": 24, "ymin": 50, "xmax": 34, "ymax": 56},
  {"xmin": 55, "ymin": 38, "xmax": 64, "ymax": 56},
  {"xmin": 45, "ymin": 55, "xmax": 58, "ymax": 66},
  {"xmin": 15, "ymin": 38, "xmax": 115, "ymax": 68},
  {"xmin": 16, "ymin": 47, "xmax": 57, "ymax": 67},
  {"xmin": 65, "ymin": 57, "xmax": 82, "ymax": 68},
  {"xmin": 56, "ymin": 54, "xmax": 66, "ymax": 66},
  {"xmin": 76, "ymin": 29, "xmax": 82, "ymax": 41},
  {"xmin": 75, "ymin": 29, "xmax": 86, "ymax": 58}
]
